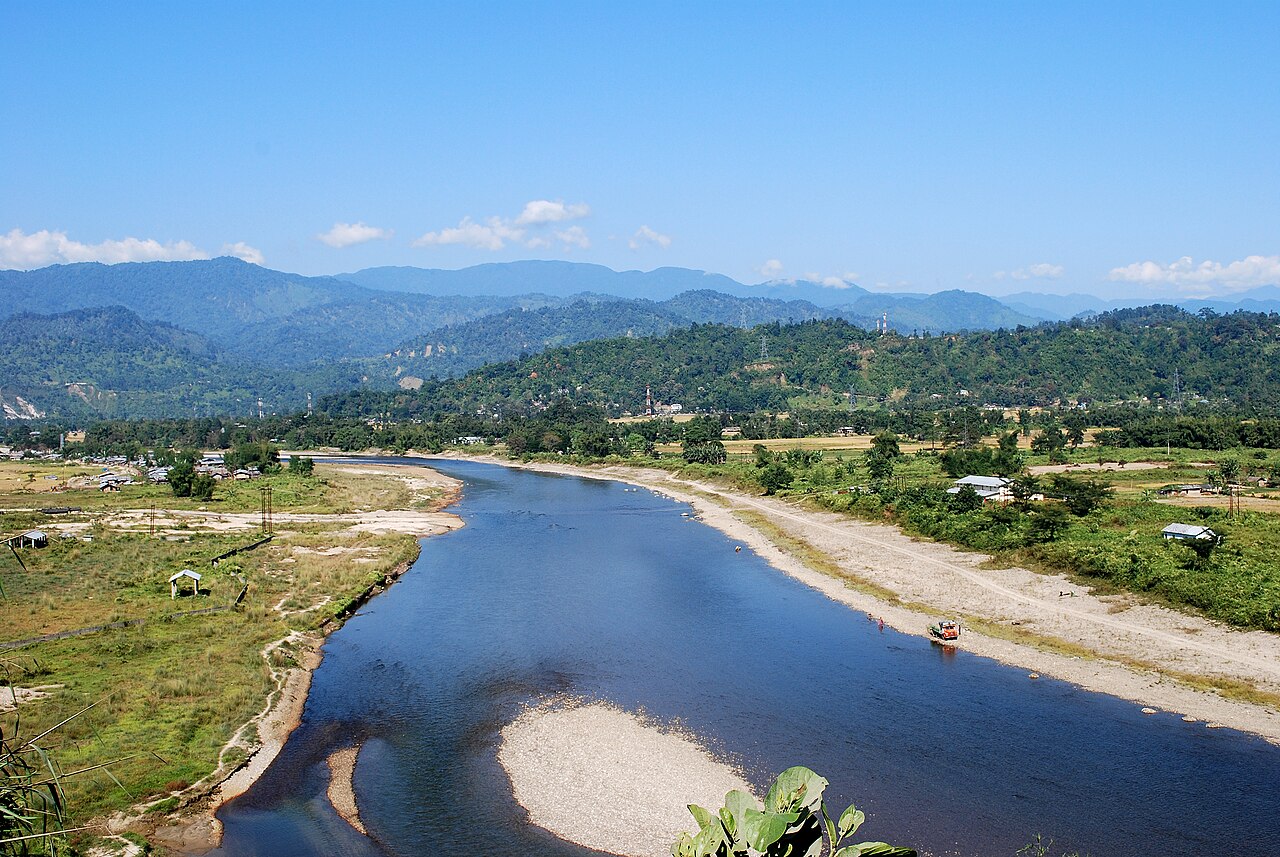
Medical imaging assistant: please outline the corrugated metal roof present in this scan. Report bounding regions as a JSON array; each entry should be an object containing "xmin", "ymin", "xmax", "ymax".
[{"xmin": 1162, "ymin": 523, "xmax": 1215, "ymax": 538}]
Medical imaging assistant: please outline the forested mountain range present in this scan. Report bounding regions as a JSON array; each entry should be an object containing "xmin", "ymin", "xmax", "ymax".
[
  {"xmin": 0, "ymin": 258, "xmax": 571, "ymax": 366},
  {"xmin": 323, "ymin": 307, "xmax": 1280, "ymax": 419},
  {"xmin": 0, "ymin": 259, "xmax": 1044, "ymax": 375},
  {"xmin": 0, "ymin": 306, "xmax": 360, "ymax": 419}
]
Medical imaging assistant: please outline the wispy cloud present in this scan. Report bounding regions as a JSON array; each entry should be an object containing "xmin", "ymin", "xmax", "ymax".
[
  {"xmin": 556, "ymin": 225, "xmax": 591, "ymax": 250},
  {"xmin": 803, "ymin": 271, "xmax": 862, "ymax": 289},
  {"xmin": 515, "ymin": 199, "xmax": 591, "ymax": 226},
  {"xmin": 0, "ymin": 228, "xmax": 208, "ymax": 269},
  {"xmin": 757, "ymin": 259, "xmax": 784, "ymax": 278},
  {"xmin": 1108, "ymin": 255, "xmax": 1280, "ymax": 292},
  {"xmin": 994, "ymin": 262, "xmax": 1065, "ymax": 281},
  {"xmin": 317, "ymin": 221, "xmax": 392, "ymax": 248},
  {"xmin": 628, "ymin": 225, "xmax": 671, "ymax": 250},
  {"xmin": 415, "ymin": 200, "xmax": 592, "ymax": 252},
  {"xmin": 413, "ymin": 216, "xmax": 524, "ymax": 250},
  {"xmin": 222, "ymin": 242, "xmax": 265, "ymax": 265}
]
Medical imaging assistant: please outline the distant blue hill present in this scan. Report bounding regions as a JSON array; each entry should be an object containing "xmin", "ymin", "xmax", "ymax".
[{"xmin": 1001, "ymin": 286, "xmax": 1280, "ymax": 321}]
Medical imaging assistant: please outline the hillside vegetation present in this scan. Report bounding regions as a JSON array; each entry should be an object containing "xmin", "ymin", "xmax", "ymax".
[{"xmin": 326, "ymin": 306, "xmax": 1280, "ymax": 418}]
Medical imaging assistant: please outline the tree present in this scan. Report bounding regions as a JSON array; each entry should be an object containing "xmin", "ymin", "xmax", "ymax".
[
  {"xmin": 190, "ymin": 473, "xmax": 215, "ymax": 501},
  {"xmin": 226, "ymin": 440, "xmax": 280, "ymax": 473},
  {"xmin": 683, "ymin": 440, "xmax": 727, "ymax": 465},
  {"xmin": 866, "ymin": 450, "xmax": 894, "ymax": 481},
  {"xmin": 169, "ymin": 459, "xmax": 195, "ymax": 497},
  {"xmin": 871, "ymin": 431, "xmax": 901, "ymax": 459},
  {"xmin": 949, "ymin": 484, "xmax": 983, "ymax": 513},
  {"xmin": 1048, "ymin": 475, "xmax": 1111, "ymax": 516},
  {"xmin": 753, "ymin": 443, "xmax": 772, "ymax": 468},
  {"xmin": 288, "ymin": 455, "xmax": 314, "ymax": 476},
  {"xmin": 1027, "ymin": 505, "xmax": 1071, "ymax": 542},
  {"xmin": 625, "ymin": 433, "xmax": 654, "ymax": 457},
  {"xmin": 759, "ymin": 463, "xmax": 794, "ymax": 495},
  {"xmin": 1063, "ymin": 412, "xmax": 1087, "ymax": 448},
  {"xmin": 1031, "ymin": 426, "xmax": 1068, "ymax": 463},
  {"xmin": 993, "ymin": 431, "xmax": 1024, "ymax": 477}
]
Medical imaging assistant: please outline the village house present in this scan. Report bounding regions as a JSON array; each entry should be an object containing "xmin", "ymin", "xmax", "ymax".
[
  {"xmin": 947, "ymin": 475, "xmax": 1015, "ymax": 502},
  {"xmin": 1161, "ymin": 523, "xmax": 1218, "ymax": 542}
]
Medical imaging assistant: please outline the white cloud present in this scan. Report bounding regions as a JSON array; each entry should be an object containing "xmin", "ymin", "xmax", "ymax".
[
  {"xmin": 415, "ymin": 199, "xmax": 593, "ymax": 253},
  {"xmin": 221, "ymin": 242, "xmax": 265, "ymax": 265},
  {"xmin": 995, "ymin": 262, "xmax": 1065, "ymax": 281},
  {"xmin": 758, "ymin": 259, "xmax": 784, "ymax": 278},
  {"xmin": 317, "ymin": 221, "xmax": 392, "ymax": 248},
  {"xmin": 555, "ymin": 225, "xmax": 591, "ymax": 250},
  {"xmin": 1014, "ymin": 262, "xmax": 1064, "ymax": 280},
  {"xmin": 628, "ymin": 225, "xmax": 671, "ymax": 250},
  {"xmin": 0, "ymin": 228, "xmax": 208, "ymax": 269},
  {"xmin": 515, "ymin": 199, "xmax": 591, "ymax": 226},
  {"xmin": 413, "ymin": 216, "xmax": 524, "ymax": 251},
  {"xmin": 1108, "ymin": 255, "xmax": 1280, "ymax": 292}
]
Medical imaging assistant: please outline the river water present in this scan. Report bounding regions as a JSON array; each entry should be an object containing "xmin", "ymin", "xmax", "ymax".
[{"xmin": 212, "ymin": 459, "xmax": 1280, "ymax": 856}]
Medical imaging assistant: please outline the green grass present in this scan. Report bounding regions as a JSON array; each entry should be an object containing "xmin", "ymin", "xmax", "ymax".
[{"xmin": 0, "ymin": 462, "xmax": 430, "ymax": 829}]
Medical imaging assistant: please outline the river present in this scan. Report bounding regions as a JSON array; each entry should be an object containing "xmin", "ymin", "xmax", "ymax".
[{"xmin": 212, "ymin": 459, "xmax": 1280, "ymax": 856}]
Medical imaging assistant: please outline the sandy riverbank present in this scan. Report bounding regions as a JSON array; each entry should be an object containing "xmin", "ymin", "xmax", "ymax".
[
  {"xmin": 499, "ymin": 701, "xmax": 752, "ymax": 857},
  {"xmin": 453, "ymin": 455, "xmax": 1280, "ymax": 746}
]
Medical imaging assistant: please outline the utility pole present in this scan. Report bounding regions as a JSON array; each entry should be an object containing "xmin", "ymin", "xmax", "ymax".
[{"xmin": 260, "ymin": 485, "xmax": 273, "ymax": 534}]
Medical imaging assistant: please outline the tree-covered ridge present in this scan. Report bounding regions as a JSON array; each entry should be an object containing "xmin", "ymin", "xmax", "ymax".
[
  {"xmin": 362, "ymin": 291, "xmax": 840, "ymax": 382},
  {"xmin": 0, "ymin": 306, "xmax": 362, "ymax": 419},
  {"xmin": 323, "ymin": 307, "xmax": 1280, "ymax": 418}
]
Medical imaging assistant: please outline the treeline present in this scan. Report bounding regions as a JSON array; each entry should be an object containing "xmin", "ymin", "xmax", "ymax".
[{"xmin": 319, "ymin": 306, "xmax": 1280, "ymax": 419}]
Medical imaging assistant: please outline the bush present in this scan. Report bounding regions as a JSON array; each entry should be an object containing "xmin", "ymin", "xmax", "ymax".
[{"xmin": 673, "ymin": 766, "xmax": 914, "ymax": 857}]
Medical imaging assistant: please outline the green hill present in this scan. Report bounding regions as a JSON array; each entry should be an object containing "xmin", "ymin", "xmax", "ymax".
[{"xmin": 322, "ymin": 306, "xmax": 1280, "ymax": 419}]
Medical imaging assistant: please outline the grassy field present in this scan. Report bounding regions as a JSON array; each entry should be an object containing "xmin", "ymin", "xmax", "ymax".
[{"xmin": 0, "ymin": 462, "xmax": 429, "ymax": 831}]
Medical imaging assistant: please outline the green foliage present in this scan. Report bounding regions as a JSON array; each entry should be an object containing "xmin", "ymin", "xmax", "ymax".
[
  {"xmin": 168, "ymin": 460, "xmax": 195, "ymax": 498},
  {"xmin": 672, "ymin": 766, "xmax": 914, "ymax": 857},
  {"xmin": 288, "ymin": 455, "xmax": 314, "ymax": 476},
  {"xmin": 190, "ymin": 473, "xmax": 215, "ymax": 502},
  {"xmin": 0, "ymin": 685, "xmax": 101, "ymax": 856},
  {"xmin": 865, "ymin": 451, "xmax": 894, "ymax": 482},
  {"xmin": 225, "ymin": 441, "xmax": 280, "ymax": 473},
  {"xmin": 1027, "ymin": 505, "xmax": 1071, "ymax": 543},
  {"xmin": 1031, "ymin": 427, "xmax": 1068, "ymax": 463},
  {"xmin": 1047, "ymin": 475, "xmax": 1112, "ymax": 517},
  {"xmin": 684, "ymin": 441, "xmax": 728, "ymax": 465},
  {"xmin": 759, "ymin": 463, "xmax": 794, "ymax": 495},
  {"xmin": 870, "ymin": 432, "xmax": 900, "ymax": 459}
]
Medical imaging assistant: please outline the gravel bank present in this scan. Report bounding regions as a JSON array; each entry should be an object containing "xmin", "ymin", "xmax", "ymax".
[{"xmin": 499, "ymin": 702, "xmax": 752, "ymax": 857}]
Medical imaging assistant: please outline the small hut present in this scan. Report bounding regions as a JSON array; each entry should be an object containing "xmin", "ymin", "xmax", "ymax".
[
  {"xmin": 15, "ymin": 530, "xmax": 48, "ymax": 548},
  {"xmin": 169, "ymin": 568, "xmax": 202, "ymax": 598}
]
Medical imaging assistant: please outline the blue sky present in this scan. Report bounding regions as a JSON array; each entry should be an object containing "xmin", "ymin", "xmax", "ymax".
[{"xmin": 3, "ymin": 2, "xmax": 1277, "ymax": 297}]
